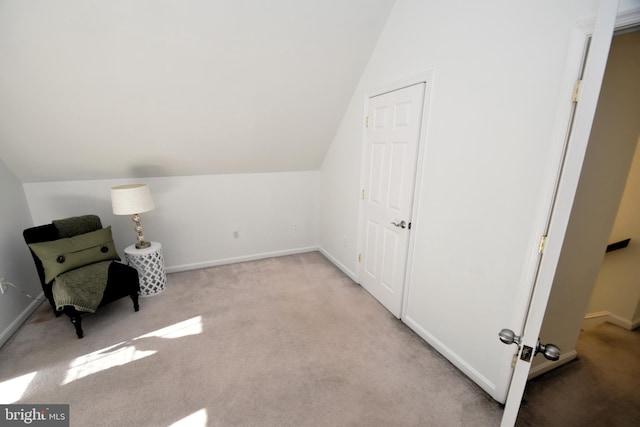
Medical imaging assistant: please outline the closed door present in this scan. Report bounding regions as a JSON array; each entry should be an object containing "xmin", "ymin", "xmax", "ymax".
[{"xmin": 359, "ymin": 83, "xmax": 425, "ymax": 318}]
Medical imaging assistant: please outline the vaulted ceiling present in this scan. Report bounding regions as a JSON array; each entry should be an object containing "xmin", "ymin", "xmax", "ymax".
[{"xmin": 0, "ymin": 0, "xmax": 395, "ymax": 182}]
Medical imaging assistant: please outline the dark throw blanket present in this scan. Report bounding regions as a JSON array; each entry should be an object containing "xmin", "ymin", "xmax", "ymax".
[{"xmin": 53, "ymin": 261, "xmax": 111, "ymax": 313}]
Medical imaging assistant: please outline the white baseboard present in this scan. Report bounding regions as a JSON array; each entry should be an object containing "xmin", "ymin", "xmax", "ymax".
[
  {"xmin": 532, "ymin": 311, "xmax": 640, "ymax": 378},
  {"xmin": 584, "ymin": 310, "xmax": 609, "ymax": 319},
  {"xmin": 0, "ymin": 294, "xmax": 44, "ymax": 348},
  {"xmin": 607, "ymin": 312, "xmax": 637, "ymax": 330},
  {"xmin": 582, "ymin": 311, "xmax": 609, "ymax": 329},
  {"xmin": 583, "ymin": 310, "xmax": 638, "ymax": 331},
  {"xmin": 402, "ymin": 313, "xmax": 504, "ymax": 402},
  {"xmin": 165, "ymin": 246, "xmax": 319, "ymax": 274},
  {"xmin": 317, "ymin": 246, "xmax": 358, "ymax": 282},
  {"xmin": 528, "ymin": 349, "xmax": 578, "ymax": 379}
]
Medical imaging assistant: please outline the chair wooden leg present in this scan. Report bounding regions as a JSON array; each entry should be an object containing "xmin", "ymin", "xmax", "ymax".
[
  {"xmin": 71, "ymin": 315, "xmax": 83, "ymax": 339},
  {"xmin": 49, "ymin": 299, "xmax": 63, "ymax": 317},
  {"xmin": 63, "ymin": 306, "xmax": 84, "ymax": 339},
  {"xmin": 131, "ymin": 293, "xmax": 140, "ymax": 312}
]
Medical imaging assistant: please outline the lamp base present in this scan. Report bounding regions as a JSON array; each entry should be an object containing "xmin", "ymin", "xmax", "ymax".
[
  {"xmin": 131, "ymin": 213, "xmax": 151, "ymax": 250},
  {"xmin": 135, "ymin": 241, "xmax": 151, "ymax": 249}
]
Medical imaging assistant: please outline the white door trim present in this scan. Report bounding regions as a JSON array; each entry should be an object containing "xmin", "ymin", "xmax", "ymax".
[
  {"xmin": 356, "ymin": 70, "xmax": 435, "ymax": 309},
  {"xmin": 500, "ymin": 2, "xmax": 640, "ymax": 426}
]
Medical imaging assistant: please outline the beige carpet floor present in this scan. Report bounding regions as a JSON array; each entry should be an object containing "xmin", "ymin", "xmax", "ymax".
[
  {"xmin": 516, "ymin": 322, "xmax": 640, "ymax": 427},
  {"xmin": 0, "ymin": 252, "xmax": 503, "ymax": 427}
]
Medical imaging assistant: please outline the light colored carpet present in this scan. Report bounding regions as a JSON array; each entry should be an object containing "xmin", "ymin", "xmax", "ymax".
[{"xmin": 0, "ymin": 252, "xmax": 503, "ymax": 426}]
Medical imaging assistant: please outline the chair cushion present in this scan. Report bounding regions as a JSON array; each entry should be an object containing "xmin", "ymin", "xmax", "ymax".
[{"xmin": 28, "ymin": 226, "xmax": 121, "ymax": 283}]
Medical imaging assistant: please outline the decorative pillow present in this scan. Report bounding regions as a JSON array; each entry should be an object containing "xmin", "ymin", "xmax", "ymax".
[{"xmin": 28, "ymin": 226, "xmax": 121, "ymax": 283}]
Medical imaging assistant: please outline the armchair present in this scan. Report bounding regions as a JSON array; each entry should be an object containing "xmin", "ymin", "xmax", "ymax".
[{"xmin": 23, "ymin": 215, "xmax": 140, "ymax": 338}]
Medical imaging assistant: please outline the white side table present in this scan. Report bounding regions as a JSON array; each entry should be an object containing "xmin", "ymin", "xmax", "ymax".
[{"xmin": 124, "ymin": 241, "xmax": 167, "ymax": 296}]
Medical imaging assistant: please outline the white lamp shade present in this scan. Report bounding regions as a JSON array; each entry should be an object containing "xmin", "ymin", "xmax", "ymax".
[{"xmin": 111, "ymin": 184, "xmax": 155, "ymax": 215}]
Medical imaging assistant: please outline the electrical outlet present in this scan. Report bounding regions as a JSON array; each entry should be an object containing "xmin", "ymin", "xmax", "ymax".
[{"xmin": 233, "ymin": 230, "xmax": 240, "ymax": 239}]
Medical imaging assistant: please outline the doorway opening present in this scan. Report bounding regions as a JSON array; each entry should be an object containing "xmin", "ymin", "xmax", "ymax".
[
  {"xmin": 518, "ymin": 26, "xmax": 640, "ymax": 425},
  {"xmin": 501, "ymin": 6, "xmax": 640, "ymax": 426},
  {"xmin": 582, "ymin": 26, "xmax": 640, "ymax": 331}
]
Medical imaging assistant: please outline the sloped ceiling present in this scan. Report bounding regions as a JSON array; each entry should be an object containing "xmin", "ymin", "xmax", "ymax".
[{"xmin": 0, "ymin": 0, "xmax": 395, "ymax": 183}]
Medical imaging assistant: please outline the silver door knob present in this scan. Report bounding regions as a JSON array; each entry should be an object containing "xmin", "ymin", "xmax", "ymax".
[
  {"xmin": 499, "ymin": 328, "xmax": 521, "ymax": 346},
  {"xmin": 536, "ymin": 341, "xmax": 560, "ymax": 361},
  {"xmin": 500, "ymin": 329, "xmax": 561, "ymax": 362},
  {"xmin": 391, "ymin": 220, "xmax": 407, "ymax": 229}
]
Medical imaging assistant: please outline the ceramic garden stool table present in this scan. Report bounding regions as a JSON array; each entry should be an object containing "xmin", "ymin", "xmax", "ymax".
[{"xmin": 124, "ymin": 241, "xmax": 167, "ymax": 296}]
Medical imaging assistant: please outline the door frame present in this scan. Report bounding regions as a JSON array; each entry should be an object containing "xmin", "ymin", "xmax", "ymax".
[
  {"xmin": 356, "ymin": 70, "xmax": 434, "ymax": 315},
  {"xmin": 501, "ymin": 3, "xmax": 640, "ymax": 426}
]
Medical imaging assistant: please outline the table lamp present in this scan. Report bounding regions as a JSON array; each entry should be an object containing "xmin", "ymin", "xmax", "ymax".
[{"xmin": 111, "ymin": 184, "xmax": 155, "ymax": 249}]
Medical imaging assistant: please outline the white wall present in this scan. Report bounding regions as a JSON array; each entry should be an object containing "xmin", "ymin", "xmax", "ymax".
[
  {"xmin": 0, "ymin": 159, "xmax": 42, "ymax": 347},
  {"xmin": 320, "ymin": 0, "xmax": 606, "ymax": 274},
  {"xmin": 0, "ymin": 0, "xmax": 395, "ymax": 183},
  {"xmin": 586, "ymin": 135, "xmax": 640, "ymax": 328},
  {"xmin": 318, "ymin": 0, "xmax": 638, "ymax": 401},
  {"xmin": 24, "ymin": 171, "xmax": 320, "ymax": 272}
]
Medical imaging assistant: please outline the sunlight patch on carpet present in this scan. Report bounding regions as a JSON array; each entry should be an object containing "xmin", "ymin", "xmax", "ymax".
[
  {"xmin": 61, "ymin": 317, "xmax": 202, "ymax": 386},
  {"xmin": 62, "ymin": 342, "xmax": 156, "ymax": 385},
  {"xmin": 0, "ymin": 371, "xmax": 38, "ymax": 403},
  {"xmin": 135, "ymin": 316, "xmax": 203, "ymax": 340},
  {"xmin": 169, "ymin": 409, "xmax": 208, "ymax": 427}
]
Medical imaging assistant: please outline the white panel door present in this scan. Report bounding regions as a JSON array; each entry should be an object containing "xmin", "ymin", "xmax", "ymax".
[{"xmin": 359, "ymin": 83, "xmax": 425, "ymax": 318}]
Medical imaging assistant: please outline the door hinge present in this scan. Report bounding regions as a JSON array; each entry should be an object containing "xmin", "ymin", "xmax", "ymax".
[
  {"xmin": 365, "ymin": 116, "xmax": 369, "ymax": 128},
  {"xmin": 358, "ymin": 254, "xmax": 362, "ymax": 263},
  {"xmin": 572, "ymin": 79, "xmax": 582, "ymax": 103},
  {"xmin": 538, "ymin": 236, "xmax": 548, "ymax": 254},
  {"xmin": 361, "ymin": 189, "xmax": 365, "ymax": 200}
]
